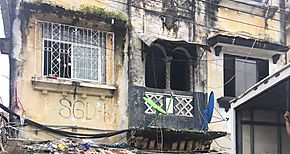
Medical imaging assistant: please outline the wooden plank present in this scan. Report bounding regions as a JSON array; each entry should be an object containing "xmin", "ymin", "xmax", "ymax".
[
  {"xmin": 141, "ymin": 138, "xmax": 149, "ymax": 150},
  {"xmin": 171, "ymin": 142, "xmax": 178, "ymax": 151},
  {"xmin": 179, "ymin": 141, "xmax": 185, "ymax": 151},
  {"xmin": 134, "ymin": 137, "xmax": 143, "ymax": 148},
  {"xmin": 186, "ymin": 141, "xmax": 193, "ymax": 151},
  {"xmin": 148, "ymin": 140, "xmax": 155, "ymax": 150}
]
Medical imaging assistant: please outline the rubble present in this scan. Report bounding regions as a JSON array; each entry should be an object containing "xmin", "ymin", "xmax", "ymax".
[{"xmin": 6, "ymin": 138, "xmax": 135, "ymax": 154}]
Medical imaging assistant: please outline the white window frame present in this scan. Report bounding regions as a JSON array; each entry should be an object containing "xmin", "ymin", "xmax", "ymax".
[{"xmin": 38, "ymin": 21, "xmax": 114, "ymax": 84}]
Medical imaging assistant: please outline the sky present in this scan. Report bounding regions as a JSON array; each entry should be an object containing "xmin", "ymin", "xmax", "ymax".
[{"xmin": 0, "ymin": 6, "xmax": 10, "ymax": 107}]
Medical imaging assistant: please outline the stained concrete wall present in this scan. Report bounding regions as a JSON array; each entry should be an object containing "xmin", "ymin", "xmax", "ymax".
[
  {"xmin": 127, "ymin": 0, "xmax": 208, "ymax": 131},
  {"xmin": 9, "ymin": 0, "xmax": 129, "ymax": 142},
  {"xmin": 128, "ymin": 0, "xmax": 207, "ymax": 92},
  {"xmin": 207, "ymin": 0, "xmax": 287, "ymax": 152}
]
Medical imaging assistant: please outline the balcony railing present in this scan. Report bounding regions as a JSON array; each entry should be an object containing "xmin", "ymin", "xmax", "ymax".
[{"xmin": 144, "ymin": 91, "xmax": 194, "ymax": 117}]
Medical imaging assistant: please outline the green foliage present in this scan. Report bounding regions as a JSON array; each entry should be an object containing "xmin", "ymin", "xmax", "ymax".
[
  {"xmin": 259, "ymin": 33, "xmax": 278, "ymax": 43},
  {"xmin": 79, "ymin": 5, "xmax": 128, "ymax": 23}
]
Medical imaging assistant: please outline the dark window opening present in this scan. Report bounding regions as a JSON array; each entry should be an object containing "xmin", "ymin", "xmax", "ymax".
[
  {"xmin": 145, "ymin": 46, "xmax": 166, "ymax": 89},
  {"xmin": 224, "ymin": 55, "xmax": 236, "ymax": 97},
  {"xmin": 170, "ymin": 50, "xmax": 190, "ymax": 91},
  {"xmin": 224, "ymin": 54, "xmax": 268, "ymax": 97}
]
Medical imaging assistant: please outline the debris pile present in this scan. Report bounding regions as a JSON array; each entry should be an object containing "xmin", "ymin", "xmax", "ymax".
[{"xmin": 18, "ymin": 138, "xmax": 135, "ymax": 154}]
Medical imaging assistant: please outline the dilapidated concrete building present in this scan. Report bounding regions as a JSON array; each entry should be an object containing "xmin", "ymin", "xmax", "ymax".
[
  {"xmin": 0, "ymin": 0, "xmax": 226, "ymax": 153},
  {"xmin": 2, "ymin": 0, "xmax": 290, "ymax": 153},
  {"xmin": 206, "ymin": 0, "xmax": 290, "ymax": 153},
  {"xmin": 4, "ymin": 0, "xmax": 130, "ymax": 143}
]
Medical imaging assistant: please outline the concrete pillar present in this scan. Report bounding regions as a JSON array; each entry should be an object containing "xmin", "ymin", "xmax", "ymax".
[{"xmin": 166, "ymin": 57, "xmax": 172, "ymax": 90}]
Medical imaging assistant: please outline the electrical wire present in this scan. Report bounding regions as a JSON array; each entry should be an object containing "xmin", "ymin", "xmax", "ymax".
[
  {"xmin": 0, "ymin": 102, "xmax": 132, "ymax": 139},
  {"xmin": 8, "ymin": 38, "xmax": 268, "ymax": 80},
  {"xmin": 19, "ymin": 0, "xmax": 286, "ymax": 37},
  {"xmin": 141, "ymin": 0, "xmax": 290, "ymax": 18},
  {"xmin": 111, "ymin": 0, "xmax": 286, "ymax": 33},
  {"xmin": 103, "ymin": 0, "xmax": 286, "ymax": 34},
  {"xmin": 6, "ymin": 19, "xmax": 271, "ymax": 87}
]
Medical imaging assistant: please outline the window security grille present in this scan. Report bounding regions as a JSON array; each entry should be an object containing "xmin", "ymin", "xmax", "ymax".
[{"xmin": 40, "ymin": 21, "xmax": 113, "ymax": 83}]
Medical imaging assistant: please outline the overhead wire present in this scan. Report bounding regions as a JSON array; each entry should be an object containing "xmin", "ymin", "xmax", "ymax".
[
  {"xmin": 142, "ymin": 0, "xmax": 290, "ymax": 18},
  {"xmin": 6, "ymin": 16, "xmax": 269, "ymax": 81},
  {"xmin": 6, "ymin": 33, "xmax": 266, "ymax": 85},
  {"xmin": 21, "ymin": 0, "xmax": 286, "ymax": 37},
  {"xmin": 110, "ymin": 0, "xmax": 286, "ymax": 33}
]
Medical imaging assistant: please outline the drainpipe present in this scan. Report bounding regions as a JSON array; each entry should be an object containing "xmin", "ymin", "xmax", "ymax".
[{"xmin": 127, "ymin": 0, "xmax": 132, "ymax": 84}]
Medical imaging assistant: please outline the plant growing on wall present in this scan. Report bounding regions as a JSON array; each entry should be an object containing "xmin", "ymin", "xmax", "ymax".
[
  {"xmin": 259, "ymin": 33, "xmax": 279, "ymax": 43},
  {"xmin": 79, "ymin": 5, "xmax": 128, "ymax": 23}
]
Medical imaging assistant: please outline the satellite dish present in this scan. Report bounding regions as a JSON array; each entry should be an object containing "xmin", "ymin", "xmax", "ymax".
[{"xmin": 202, "ymin": 91, "xmax": 215, "ymax": 131}]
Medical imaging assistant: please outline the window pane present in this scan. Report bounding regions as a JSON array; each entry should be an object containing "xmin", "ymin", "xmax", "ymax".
[
  {"xmin": 242, "ymin": 125, "xmax": 251, "ymax": 154},
  {"xmin": 281, "ymin": 127, "xmax": 290, "ymax": 154},
  {"xmin": 235, "ymin": 59, "xmax": 257, "ymax": 96},
  {"xmin": 254, "ymin": 126, "xmax": 277, "ymax": 154},
  {"xmin": 41, "ymin": 22, "xmax": 112, "ymax": 83},
  {"xmin": 224, "ymin": 54, "xmax": 235, "ymax": 97},
  {"xmin": 257, "ymin": 59, "xmax": 269, "ymax": 81},
  {"xmin": 73, "ymin": 46, "xmax": 100, "ymax": 81},
  {"xmin": 253, "ymin": 109, "xmax": 276, "ymax": 122},
  {"xmin": 43, "ymin": 40, "xmax": 71, "ymax": 78}
]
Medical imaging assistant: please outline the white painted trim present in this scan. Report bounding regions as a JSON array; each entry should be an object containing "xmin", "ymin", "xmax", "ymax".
[
  {"xmin": 31, "ymin": 76, "xmax": 116, "ymax": 90},
  {"xmin": 213, "ymin": 42, "xmax": 283, "ymax": 60},
  {"xmin": 231, "ymin": 108, "xmax": 237, "ymax": 154}
]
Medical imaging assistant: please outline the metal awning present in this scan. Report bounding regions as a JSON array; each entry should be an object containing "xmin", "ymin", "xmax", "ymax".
[
  {"xmin": 207, "ymin": 34, "xmax": 289, "ymax": 63},
  {"xmin": 207, "ymin": 34, "xmax": 289, "ymax": 52}
]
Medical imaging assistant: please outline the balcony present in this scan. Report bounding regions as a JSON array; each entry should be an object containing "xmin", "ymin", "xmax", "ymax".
[{"xmin": 128, "ymin": 86, "xmax": 206, "ymax": 130}]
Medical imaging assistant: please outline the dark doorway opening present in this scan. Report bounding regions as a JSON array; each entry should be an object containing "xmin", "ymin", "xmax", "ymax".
[
  {"xmin": 170, "ymin": 49, "xmax": 190, "ymax": 91},
  {"xmin": 145, "ymin": 45, "xmax": 166, "ymax": 89}
]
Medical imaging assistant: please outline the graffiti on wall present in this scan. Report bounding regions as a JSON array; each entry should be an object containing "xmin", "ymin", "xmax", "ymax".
[{"xmin": 58, "ymin": 97, "xmax": 116, "ymax": 124}]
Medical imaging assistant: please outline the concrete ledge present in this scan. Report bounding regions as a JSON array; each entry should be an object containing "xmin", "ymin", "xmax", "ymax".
[{"xmin": 31, "ymin": 76, "xmax": 116, "ymax": 97}]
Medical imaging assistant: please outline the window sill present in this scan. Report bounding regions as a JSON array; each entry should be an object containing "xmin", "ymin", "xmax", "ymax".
[
  {"xmin": 231, "ymin": 0, "xmax": 267, "ymax": 8},
  {"xmin": 31, "ymin": 76, "xmax": 116, "ymax": 97}
]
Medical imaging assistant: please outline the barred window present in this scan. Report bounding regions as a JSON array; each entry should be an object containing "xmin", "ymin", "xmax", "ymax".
[{"xmin": 40, "ymin": 21, "xmax": 113, "ymax": 83}]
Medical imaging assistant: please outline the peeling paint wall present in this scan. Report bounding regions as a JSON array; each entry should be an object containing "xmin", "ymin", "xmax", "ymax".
[
  {"xmin": 9, "ymin": 0, "xmax": 129, "ymax": 142},
  {"xmin": 127, "ymin": 0, "xmax": 208, "ymax": 130},
  {"xmin": 128, "ymin": 0, "xmax": 207, "ymax": 90},
  {"xmin": 207, "ymin": 0, "xmax": 287, "ymax": 152}
]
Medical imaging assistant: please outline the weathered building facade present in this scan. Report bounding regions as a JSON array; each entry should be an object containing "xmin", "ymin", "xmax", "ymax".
[
  {"xmin": 207, "ymin": 0, "xmax": 290, "ymax": 153},
  {"xmin": 126, "ymin": 0, "xmax": 226, "ymax": 152},
  {"xmin": 3, "ymin": 0, "xmax": 290, "ymax": 153},
  {"xmin": 2, "ymin": 0, "xmax": 229, "ymax": 152},
  {"xmin": 6, "ymin": 0, "xmax": 129, "ymax": 142},
  {"xmin": 127, "ymin": 0, "xmax": 208, "ymax": 130}
]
